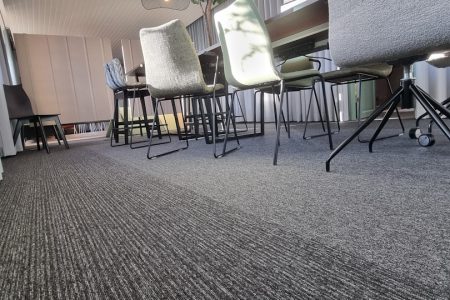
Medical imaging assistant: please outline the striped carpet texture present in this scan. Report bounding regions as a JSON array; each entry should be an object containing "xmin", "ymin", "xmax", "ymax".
[{"xmin": 0, "ymin": 146, "xmax": 440, "ymax": 299}]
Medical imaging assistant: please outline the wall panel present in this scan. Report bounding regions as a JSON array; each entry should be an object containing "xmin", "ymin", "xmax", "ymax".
[
  {"xmin": 67, "ymin": 36, "xmax": 96, "ymax": 122},
  {"xmin": 14, "ymin": 33, "xmax": 114, "ymax": 124},
  {"xmin": 23, "ymin": 35, "xmax": 60, "ymax": 115},
  {"xmin": 47, "ymin": 36, "xmax": 79, "ymax": 123}
]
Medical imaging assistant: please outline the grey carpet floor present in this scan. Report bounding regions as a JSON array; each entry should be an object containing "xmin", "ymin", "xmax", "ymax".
[{"xmin": 1, "ymin": 120, "xmax": 449, "ymax": 299}]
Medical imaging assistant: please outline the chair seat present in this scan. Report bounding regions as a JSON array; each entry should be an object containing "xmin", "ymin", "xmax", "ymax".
[
  {"xmin": 322, "ymin": 64, "xmax": 393, "ymax": 83},
  {"xmin": 124, "ymin": 82, "xmax": 147, "ymax": 89},
  {"xmin": 281, "ymin": 69, "xmax": 321, "ymax": 87}
]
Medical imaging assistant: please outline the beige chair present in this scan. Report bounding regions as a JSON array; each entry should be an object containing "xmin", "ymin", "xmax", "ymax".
[
  {"xmin": 140, "ymin": 19, "xmax": 225, "ymax": 159},
  {"xmin": 214, "ymin": 0, "xmax": 334, "ymax": 165}
]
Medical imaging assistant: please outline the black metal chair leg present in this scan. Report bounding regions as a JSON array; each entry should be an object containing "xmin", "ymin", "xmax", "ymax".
[
  {"xmin": 12, "ymin": 120, "xmax": 22, "ymax": 146},
  {"xmin": 330, "ymin": 84, "xmax": 341, "ymax": 132},
  {"xmin": 253, "ymin": 90, "xmax": 258, "ymax": 135},
  {"xmin": 37, "ymin": 117, "xmax": 50, "ymax": 153},
  {"xmin": 55, "ymin": 117, "xmax": 69, "ymax": 149},
  {"xmin": 303, "ymin": 88, "xmax": 316, "ymax": 139},
  {"xmin": 326, "ymin": 86, "xmax": 404, "ymax": 172},
  {"xmin": 52, "ymin": 125, "xmax": 62, "ymax": 145},
  {"xmin": 368, "ymin": 96, "xmax": 401, "ymax": 152},
  {"xmin": 359, "ymin": 77, "xmax": 404, "ymax": 143},
  {"xmin": 33, "ymin": 121, "xmax": 41, "ymax": 151},
  {"xmin": 147, "ymin": 98, "xmax": 187, "ymax": 159},
  {"xmin": 319, "ymin": 76, "xmax": 333, "ymax": 150},
  {"xmin": 221, "ymin": 92, "xmax": 240, "ymax": 156},
  {"xmin": 273, "ymin": 81, "xmax": 285, "ymax": 165}
]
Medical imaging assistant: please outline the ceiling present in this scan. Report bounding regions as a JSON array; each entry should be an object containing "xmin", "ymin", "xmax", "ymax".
[{"xmin": 1, "ymin": 0, "xmax": 203, "ymax": 56}]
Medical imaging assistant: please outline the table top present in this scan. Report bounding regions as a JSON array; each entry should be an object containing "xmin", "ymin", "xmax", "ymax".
[
  {"xmin": 267, "ymin": 0, "xmax": 329, "ymax": 59},
  {"xmin": 125, "ymin": 63, "xmax": 145, "ymax": 77}
]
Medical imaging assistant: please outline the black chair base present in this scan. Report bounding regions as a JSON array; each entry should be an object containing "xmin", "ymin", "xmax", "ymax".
[
  {"xmin": 326, "ymin": 79, "xmax": 450, "ymax": 172},
  {"xmin": 408, "ymin": 97, "xmax": 450, "ymax": 146}
]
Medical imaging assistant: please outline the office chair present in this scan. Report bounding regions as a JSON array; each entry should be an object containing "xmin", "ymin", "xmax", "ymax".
[
  {"xmin": 214, "ymin": 0, "xmax": 334, "ymax": 164},
  {"xmin": 140, "ymin": 19, "xmax": 227, "ymax": 159},
  {"xmin": 326, "ymin": 0, "xmax": 450, "ymax": 171}
]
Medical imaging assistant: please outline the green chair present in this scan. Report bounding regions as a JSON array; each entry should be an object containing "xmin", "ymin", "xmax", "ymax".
[
  {"xmin": 321, "ymin": 63, "xmax": 405, "ymax": 143},
  {"xmin": 214, "ymin": 0, "xmax": 334, "ymax": 165}
]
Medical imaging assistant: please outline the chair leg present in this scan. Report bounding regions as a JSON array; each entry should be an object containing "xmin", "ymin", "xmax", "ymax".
[
  {"xmin": 330, "ymin": 84, "xmax": 341, "ymax": 132},
  {"xmin": 273, "ymin": 80, "xmax": 285, "ymax": 165},
  {"xmin": 55, "ymin": 117, "xmax": 69, "ymax": 149},
  {"xmin": 151, "ymin": 97, "xmax": 163, "ymax": 139},
  {"xmin": 274, "ymin": 91, "xmax": 289, "ymax": 136},
  {"xmin": 214, "ymin": 91, "xmax": 241, "ymax": 158},
  {"xmin": 326, "ymin": 86, "xmax": 404, "ymax": 172},
  {"xmin": 37, "ymin": 117, "xmax": 50, "ymax": 153},
  {"xmin": 303, "ymin": 87, "xmax": 315, "ymax": 139},
  {"xmin": 147, "ymin": 98, "xmax": 187, "ymax": 159},
  {"xmin": 359, "ymin": 77, "xmax": 405, "ymax": 143},
  {"xmin": 140, "ymin": 95, "xmax": 151, "ymax": 138},
  {"xmin": 318, "ymin": 76, "xmax": 334, "ymax": 150},
  {"xmin": 199, "ymin": 96, "xmax": 211, "ymax": 143},
  {"xmin": 368, "ymin": 96, "xmax": 400, "ymax": 152},
  {"xmin": 253, "ymin": 90, "xmax": 259, "ymax": 135},
  {"xmin": 304, "ymin": 86, "xmax": 334, "ymax": 139},
  {"xmin": 20, "ymin": 125, "xmax": 26, "ymax": 149},
  {"xmin": 114, "ymin": 93, "xmax": 119, "ymax": 143},
  {"xmin": 52, "ymin": 125, "xmax": 62, "ymax": 145},
  {"xmin": 33, "ymin": 121, "xmax": 41, "ymax": 151},
  {"xmin": 12, "ymin": 119, "xmax": 23, "ymax": 146}
]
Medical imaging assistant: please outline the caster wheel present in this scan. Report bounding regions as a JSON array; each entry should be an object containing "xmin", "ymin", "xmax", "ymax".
[
  {"xmin": 418, "ymin": 133, "xmax": 435, "ymax": 147},
  {"xmin": 409, "ymin": 127, "xmax": 422, "ymax": 139}
]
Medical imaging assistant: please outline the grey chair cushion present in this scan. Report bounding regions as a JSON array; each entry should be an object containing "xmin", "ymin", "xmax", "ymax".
[
  {"xmin": 323, "ymin": 64, "xmax": 393, "ymax": 82},
  {"xmin": 329, "ymin": 0, "xmax": 450, "ymax": 67},
  {"xmin": 104, "ymin": 64, "xmax": 120, "ymax": 90},
  {"xmin": 110, "ymin": 58, "xmax": 127, "ymax": 87},
  {"xmin": 280, "ymin": 56, "xmax": 314, "ymax": 74}
]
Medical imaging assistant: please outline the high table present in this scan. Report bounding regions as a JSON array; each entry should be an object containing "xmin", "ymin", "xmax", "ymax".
[{"xmin": 125, "ymin": 0, "xmax": 329, "ymax": 141}]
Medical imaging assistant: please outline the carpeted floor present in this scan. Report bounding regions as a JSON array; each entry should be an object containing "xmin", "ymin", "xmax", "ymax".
[{"xmin": 1, "ymin": 120, "xmax": 449, "ymax": 299}]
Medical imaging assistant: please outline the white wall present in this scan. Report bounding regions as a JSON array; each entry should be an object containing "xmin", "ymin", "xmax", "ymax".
[{"xmin": 14, "ymin": 34, "xmax": 114, "ymax": 124}]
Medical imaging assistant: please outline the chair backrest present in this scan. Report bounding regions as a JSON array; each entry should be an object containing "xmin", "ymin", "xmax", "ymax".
[
  {"xmin": 328, "ymin": 0, "xmax": 450, "ymax": 67},
  {"xmin": 104, "ymin": 63, "xmax": 120, "ymax": 90},
  {"xmin": 139, "ymin": 19, "xmax": 209, "ymax": 98},
  {"xmin": 3, "ymin": 84, "xmax": 34, "ymax": 119},
  {"xmin": 109, "ymin": 58, "xmax": 127, "ymax": 87},
  {"xmin": 214, "ymin": 0, "xmax": 280, "ymax": 89}
]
